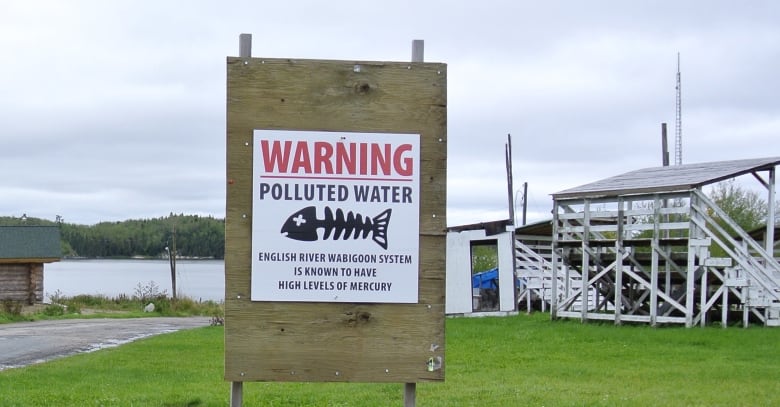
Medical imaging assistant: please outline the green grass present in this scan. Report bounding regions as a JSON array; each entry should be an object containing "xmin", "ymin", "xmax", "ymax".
[{"xmin": 2, "ymin": 313, "xmax": 779, "ymax": 406}]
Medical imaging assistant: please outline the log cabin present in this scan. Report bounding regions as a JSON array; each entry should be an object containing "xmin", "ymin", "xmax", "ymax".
[{"xmin": 0, "ymin": 226, "xmax": 61, "ymax": 304}]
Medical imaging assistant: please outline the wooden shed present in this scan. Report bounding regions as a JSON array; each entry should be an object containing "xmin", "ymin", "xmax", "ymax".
[{"xmin": 0, "ymin": 226, "xmax": 61, "ymax": 304}]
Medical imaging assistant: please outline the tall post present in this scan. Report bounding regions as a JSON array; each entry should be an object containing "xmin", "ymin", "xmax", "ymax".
[
  {"xmin": 581, "ymin": 200, "xmax": 591, "ymax": 322},
  {"xmin": 650, "ymin": 195, "xmax": 660, "ymax": 326},
  {"xmin": 550, "ymin": 201, "xmax": 559, "ymax": 319},
  {"xmin": 522, "ymin": 182, "xmax": 528, "ymax": 226},
  {"xmin": 661, "ymin": 123, "xmax": 669, "ymax": 166},
  {"xmin": 685, "ymin": 193, "xmax": 698, "ymax": 327},
  {"xmin": 614, "ymin": 197, "xmax": 624, "ymax": 325},
  {"xmin": 506, "ymin": 134, "xmax": 515, "ymax": 224},
  {"xmin": 403, "ymin": 38, "xmax": 424, "ymax": 407},
  {"xmin": 766, "ymin": 168, "xmax": 776, "ymax": 254},
  {"xmin": 169, "ymin": 224, "xmax": 177, "ymax": 299},
  {"xmin": 231, "ymin": 33, "xmax": 252, "ymax": 407}
]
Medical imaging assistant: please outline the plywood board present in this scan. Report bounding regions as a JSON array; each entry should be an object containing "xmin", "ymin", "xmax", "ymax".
[{"xmin": 225, "ymin": 57, "xmax": 446, "ymax": 383}]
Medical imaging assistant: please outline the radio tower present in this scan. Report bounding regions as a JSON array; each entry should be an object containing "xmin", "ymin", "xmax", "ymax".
[{"xmin": 674, "ymin": 53, "xmax": 682, "ymax": 165}]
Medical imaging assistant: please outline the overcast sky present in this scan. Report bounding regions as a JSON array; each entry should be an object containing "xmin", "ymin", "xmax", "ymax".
[{"xmin": 1, "ymin": 1, "xmax": 779, "ymax": 226}]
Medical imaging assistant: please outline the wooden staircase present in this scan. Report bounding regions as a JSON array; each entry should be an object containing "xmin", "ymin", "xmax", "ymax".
[
  {"xmin": 691, "ymin": 190, "xmax": 780, "ymax": 327},
  {"xmin": 515, "ymin": 239, "xmax": 602, "ymax": 313}
]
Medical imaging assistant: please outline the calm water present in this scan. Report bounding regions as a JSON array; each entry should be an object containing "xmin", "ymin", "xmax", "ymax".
[{"xmin": 44, "ymin": 259, "xmax": 224, "ymax": 302}]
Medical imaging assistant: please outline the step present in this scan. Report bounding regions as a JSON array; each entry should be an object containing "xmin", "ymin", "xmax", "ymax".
[
  {"xmin": 725, "ymin": 277, "xmax": 749, "ymax": 287},
  {"xmin": 704, "ymin": 257, "xmax": 732, "ymax": 267},
  {"xmin": 767, "ymin": 303, "xmax": 780, "ymax": 327}
]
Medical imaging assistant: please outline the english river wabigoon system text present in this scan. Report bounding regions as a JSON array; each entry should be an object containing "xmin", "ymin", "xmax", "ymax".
[{"xmin": 257, "ymin": 251, "xmax": 412, "ymax": 292}]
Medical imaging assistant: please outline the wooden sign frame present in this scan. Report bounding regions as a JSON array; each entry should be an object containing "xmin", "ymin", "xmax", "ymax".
[{"xmin": 225, "ymin": 47, "xmax": 447, "ymax": 386}]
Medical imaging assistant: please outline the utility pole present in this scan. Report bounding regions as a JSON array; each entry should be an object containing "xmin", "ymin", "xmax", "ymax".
[
  {"xmin": 521, "ymin": 182, "xmax": 528, "ymax": 226},
  {"xmin": 168, "ymin": 225, "xmax": 177, "ymax": 299},
  {"xmin": 505, "ymin": 134, "xmax": 515, "ymax": 225},
  {"xmin": 661, "ymin": 123, "xmax": 670, "ymax": 166}
]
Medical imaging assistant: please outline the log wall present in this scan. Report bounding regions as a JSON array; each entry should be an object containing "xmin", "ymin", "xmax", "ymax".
[{"xmin": 0, "ymin": 263, "xmax": 44, "ymax": 304}]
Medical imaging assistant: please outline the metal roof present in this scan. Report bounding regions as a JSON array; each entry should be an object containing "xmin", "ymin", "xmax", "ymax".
[
  {"xmin": 513, "ymin": 219, "xmax": 553, "ymax": 236},
  {"xmin": 0, "ymin": 226, "xmax": 61, "ymax": 261},
  {"xmin": 553, "ymin": 157, "xmax": 780, "ymax": 200},
  {"xmin": 447, "ymin": 218, "xmax": 513, "ymax": 235}
]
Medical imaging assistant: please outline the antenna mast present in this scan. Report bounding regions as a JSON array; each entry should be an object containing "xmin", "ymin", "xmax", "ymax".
[{"xmin": 674, "ymin": 53, "xmax": 682, "ymax": 165}]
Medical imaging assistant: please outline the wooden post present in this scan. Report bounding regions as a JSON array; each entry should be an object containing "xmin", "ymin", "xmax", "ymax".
[
  {"xmin": 506, "ymin": 134, "xmax": 515, "ymax": 225},
  {"xmin": 403, "ymin": 38, "xmax": 424, "ymax": 407},
  {"xmin": 581, "ymin": 199, "xmax": 591, "ymax": 322},
  {"xmin": 521, "ymin": 182, "xmax": 528, "ymax": 226},
  {"xmin": 27, "ymin": 263, "xmax": 35, "ymax": 305},
  {"xmin": 230, "ymin": 32, "xmax": 252, "ymax": 407},
  {"xmin": 650, "ymin": 196, "xmax": 660, "ymax": 326},
  {"xmin": 685, "ymin": 194, "xmax": 697, "ymax": 327},
  {"xmin": 550, "ymin": 202, "xmax": 559, "ymax": 319},
  {"xmin": 404, "ymin": 383, "xmax": 416, "ymax": 407},
  {"xmin": 661, "ymin": 123, "xmax": 669, "ymax": 166},
  {"xmin": 766, "ymin": 168, "xmax": 775, "ymax": 254},
  {"xmin": 722, "ymin": 285, "xmax": 728, "ymax": 328},
  {"xmin": 614, "ymin": 198, "xmax": 624, "ymax": 325}
]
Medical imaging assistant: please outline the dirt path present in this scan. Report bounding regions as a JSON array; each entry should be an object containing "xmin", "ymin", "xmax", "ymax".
[{"xmin": 0, "ymin": 317, "xmax": 211, "ymax": 370}]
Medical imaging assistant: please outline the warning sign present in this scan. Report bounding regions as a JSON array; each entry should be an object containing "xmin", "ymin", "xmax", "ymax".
[{"xmin": 251, "ymin": 130, "xmax": 420, "ymax": 303}]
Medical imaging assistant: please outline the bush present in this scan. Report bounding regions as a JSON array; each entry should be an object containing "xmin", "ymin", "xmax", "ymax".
[
  {"xmin": 68, "ymin": 294, "xmax": 112, "ymax": 307},
  {"xmin": 133, "ymin": 281, "xmax": 168, "ymax": 303},
  {"xmin": 43, "ymin": 304, "xmax": 65, "ymax": 316},
  {"xmin": 2, "ymin": 300, "xmax": 22, "ymax": 316}
]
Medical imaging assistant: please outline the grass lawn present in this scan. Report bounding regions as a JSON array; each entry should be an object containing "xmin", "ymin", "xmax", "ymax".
[{"xmin": 2, "ymin": 313, "xmax": 779, "ymax": 406}]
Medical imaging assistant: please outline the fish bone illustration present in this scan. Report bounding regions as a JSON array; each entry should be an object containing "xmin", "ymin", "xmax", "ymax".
[{"xmin": 281, "ymin": 206, "xmax": 391, "ymax": 249}]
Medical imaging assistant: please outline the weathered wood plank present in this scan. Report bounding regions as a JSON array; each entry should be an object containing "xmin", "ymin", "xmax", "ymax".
[{"xmin": 225, "ymin": 57, "xmax": 446, "ymax": 383}]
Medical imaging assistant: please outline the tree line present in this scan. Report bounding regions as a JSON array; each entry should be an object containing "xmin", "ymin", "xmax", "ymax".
[
  {"xmin": 0, "ymin": 214, "xmax": 224, "ymax": 259},
  {"xmin": 2, "ymin": 181, "xmax": 776, "ymax": 260}
]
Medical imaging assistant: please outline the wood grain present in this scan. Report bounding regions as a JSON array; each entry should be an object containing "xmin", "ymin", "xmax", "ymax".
[{"xmin": 225, "ymin": 57, "xmax": 446, "ymax": 383}]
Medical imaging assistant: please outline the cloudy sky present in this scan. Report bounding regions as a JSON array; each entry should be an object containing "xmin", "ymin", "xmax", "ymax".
[{"xmin": 1, "ymin": 1, "xmax": 779, "ymax": 226}]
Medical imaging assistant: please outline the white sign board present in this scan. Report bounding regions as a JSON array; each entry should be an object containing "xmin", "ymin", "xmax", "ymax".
[{"xmin": 251, "ymin": 130, "xmax": 420, "ymax": 303}]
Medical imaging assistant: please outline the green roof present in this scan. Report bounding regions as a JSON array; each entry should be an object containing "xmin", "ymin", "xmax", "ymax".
[{"xmin": 0, "ymin": 226, "xmax": 61, "ymax": 260}]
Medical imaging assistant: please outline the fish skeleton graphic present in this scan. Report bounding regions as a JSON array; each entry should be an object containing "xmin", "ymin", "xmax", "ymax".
[{"xmin": 280, "ymin": 206, "xmax": 391, "ymax": 249}]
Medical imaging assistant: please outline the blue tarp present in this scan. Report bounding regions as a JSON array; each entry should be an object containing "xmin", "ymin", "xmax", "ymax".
[{"xmin": 472, "ymin": 268, "xmax": 499, "ymax": 289}]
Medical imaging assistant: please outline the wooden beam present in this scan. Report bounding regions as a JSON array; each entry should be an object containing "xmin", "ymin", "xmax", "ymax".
[
  {"xmin": 685, "ymin": 193, "xmax": 698, "ymax": 327},
  {"xmin": 550, "ymin": 202, "xmax": 559, "ymax": 319},
  {"xmin": 581, "ymin": 199, "xmax": 591, "ymax": 322},
  {"xmin": 613, "ymin": 198, "xmax": 624, "ymax": 325},
  {"xmin": 650, "ymin": 195, "xmax": 661, "ymax": 326},
  {"xmin": 766, "ymin": 168, "xmax": 775, "ymax": 254}
]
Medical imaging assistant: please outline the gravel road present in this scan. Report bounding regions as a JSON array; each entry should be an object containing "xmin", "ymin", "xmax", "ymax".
[{"xmin": 0, "ymin": 317, "xmax": 211, "ymax": 370}]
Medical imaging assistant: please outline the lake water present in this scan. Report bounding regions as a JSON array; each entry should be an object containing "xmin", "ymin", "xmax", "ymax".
[{"xmin": 44, "ymin": 259, "xmax": 224, "ymax": 302}]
